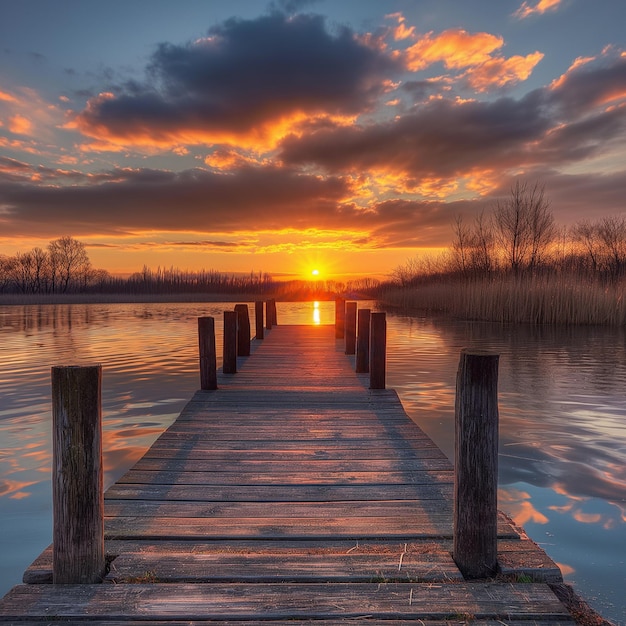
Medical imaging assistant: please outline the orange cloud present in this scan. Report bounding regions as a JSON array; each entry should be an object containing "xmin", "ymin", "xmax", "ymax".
[
  {"xmin": 405, "ymin": 29, "xmax": 504, "ymax": 71},
  {"xmin": 386, "ymin": 12, "xmax": 415, "ymax": 41},
  {"xmin": 403, "ymin": 28, "xmax": 541, "ymax": 91},
  {"xmin": 464, "ymin": 51, "xmax": 544, "ymax": 91},
  {"xmin": 9, "ymin": 114, "xmax": 33, "ymax": 135},
  {"xmin": 514, "ymin": 0, "xmax": 563, "ymax": 19},
  {"xmin": 550, "ymin": 56, "xmax": 596, "ymax": 90},
  {"xmin": 0, "ymin": 90, "xmax": 19, "ymax": 103},
  {"xmin": 204, "ymin": 148, "xmax": 266, "ymax": 170}
]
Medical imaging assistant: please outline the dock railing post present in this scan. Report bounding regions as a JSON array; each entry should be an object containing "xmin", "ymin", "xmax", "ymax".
[
  {"xmin": 265, "ymin": 300, "xmax": 273, "ymax": 330},
  {"xmin": 335, "ymin": 297, "xmax": 345, "ymax": 339},
  {"xmin": 198, "ymin": 316, "xmax": 217, "ymax": 390},
  {"xmin": 369, "ymin": 312, "xmax": 386, "ymax": 389},
  {"xmin": 52, "ymin": 365, "xmax": 105, "ymax": 584},
  {"xmin": 223, "ymin": 310, "xmax": 238, "ymax": 374},
  {"xmin": 453, "ymin": 349, "xmax": 499, "ymax": 579},
  {"xmin": 345, "ymin": 301, "xmax": 357, "ymax": 355},
  {"xmin": 234, "ymin": 304, "xmax": 251, "ymax": 357},
  {"xmin": 255, "ymin": 301, "xmax": 264, "ymax": 340},
  {"xmin": 270, "ymin": 299, "xmax": 277, "ymax": 326},
  {"xmin": 355, "ymin": 308, "xmax": 371, "ymax": 373}
]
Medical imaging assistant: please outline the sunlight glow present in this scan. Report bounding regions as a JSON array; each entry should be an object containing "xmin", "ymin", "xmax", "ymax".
[{"xmin": 313, "ymin": 301, "xmax": 321, "ymax": 325}]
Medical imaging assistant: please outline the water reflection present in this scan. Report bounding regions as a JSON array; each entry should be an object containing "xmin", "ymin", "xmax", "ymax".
[
  {"xmin": 0, "ymin": 301, "xmax": 624, "ymax": 622},
  {"xmin": 383, "ymin": 312, "xmax": 626, "ymax": 621}
]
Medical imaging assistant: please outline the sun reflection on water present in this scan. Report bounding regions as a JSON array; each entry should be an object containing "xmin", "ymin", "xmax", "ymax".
[{"xmin": 313, "ymin": 301, "xmax": 321, "ymax": 325}]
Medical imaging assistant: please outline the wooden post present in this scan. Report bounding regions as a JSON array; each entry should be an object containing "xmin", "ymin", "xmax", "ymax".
[
  {"xmin": 355, "ymin": 308, "xmax": 371, "ymax": 373},
  {"xmin": 369, "ymin": 312, "xmax": 386, "ymax": 389},
  {"xmin": 234, "ymin": 304, "xmax": 251, "ymax": 357},
  {"xmin": 335, "ymin": 297, "xmax": 345, "ymax": 339},
  {"xmin": 52, "ymin": 365, "xmax": 104, "ymax": 584},
  {"xmin": 265, "ymin": 300, "xmax": 273, "ymax": 330},
  {"xmin": 198, "ymin": 316, "xmax": 217, "ymax": 390},
  {"xmin": 453, "ymin": 349, "xmax": 499, "ymax": 579},
  {"xmin": 255, "ymin": 301, "xmax": 264, "ymax": 340},
  {"xmin": 223, "ymin": 310, "xmax": 238, "ymax": 374},
  {"xmin": 344, "ymin": 301, "xmax": 357, "ymax": 355},
  {"xmin": 269, "ymin": 299, "xmax": 277, "ymax": 326}
]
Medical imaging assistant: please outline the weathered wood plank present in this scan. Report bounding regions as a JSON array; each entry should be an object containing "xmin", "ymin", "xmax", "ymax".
[
  {"xmin": 128, "ymin": 458, "xmax": 453, "ymax": 473},
  {"xmin": 104, "ymin": 483, "xmax": 454, "ymax": 501},
  {"xmin": 104, "ymin": 499, "xmax": 457, "ymax": 518},
  {"xmin": 141, "ymin": 444, "xmax": 445, "ymax": 460},
  {"xmin": 106, "ymin": 551, "xmax": 464, "ymax": 583},
  {"xmin": 0, "ymin": 582, "xmax": 571, "ymax": 621},
  {"xmin": 21, "ymin": 537, "xmax": 562, "ymax": 586},
  {"xmin": 104, "ymin": 515, "xmax": 518, "ymax": 540},
  {"xmin": 115, "ymin": 469, "xmax": 455, "ymax": 485}
]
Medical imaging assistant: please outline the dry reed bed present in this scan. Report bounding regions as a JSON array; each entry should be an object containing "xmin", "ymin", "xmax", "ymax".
[{"xmin": 382, "ymin": 278, "xmax": 626, "ymax": 325}]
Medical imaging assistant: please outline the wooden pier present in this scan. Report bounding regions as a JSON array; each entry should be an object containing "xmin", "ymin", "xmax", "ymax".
[{"xmin": 0, "ymin": 322, "xmax": 573, "ymax": 623}]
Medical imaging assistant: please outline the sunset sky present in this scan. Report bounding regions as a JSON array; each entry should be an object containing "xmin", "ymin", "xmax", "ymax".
[{"xmin": 1, "ymin": 0, "xmax": 626, "ymax": 280}]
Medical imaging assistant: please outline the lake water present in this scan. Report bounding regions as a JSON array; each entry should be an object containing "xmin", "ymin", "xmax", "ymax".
[{"xmin": 0, "ymin": 301, "xmax": 624, "ymax": 623}]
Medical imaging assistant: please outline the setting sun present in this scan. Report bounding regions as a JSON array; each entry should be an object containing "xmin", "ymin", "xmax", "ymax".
[{"xmin": 311, "ymin": 269, "xmax": 320, "ymax": 277}]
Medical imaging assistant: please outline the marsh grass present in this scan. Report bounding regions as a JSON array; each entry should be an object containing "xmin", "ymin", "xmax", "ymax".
[{"xmin": 381, "ymin": 276, "xmax": 626, "ymax": 325}]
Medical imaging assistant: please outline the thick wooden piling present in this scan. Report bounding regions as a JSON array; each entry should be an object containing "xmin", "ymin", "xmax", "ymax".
[
  {"xmin": 344, "ymin": 302, "xmax": 357, "ymax": 355},
  {"xmin": 269, "ymin": 299, "xmax": 278, "ymax": 326},
  {"xmin": 198, "ymin": 317, "xmax": 217, "ymax": 390},
  {"xmin": 369, "ymin": 312, "xmax": 386, "ymax": 389},
  {"xmin": 255, "ymin": 301, "xmax": 264, "ymax": 340},
  {"xmin": 223, "ymin": 310, "xmax": 238, "ymax": 374},
  {"xmin": 51, "ymin": 365, "xmax": 105, "ymax": 584},
  {"xmin": 266, "ymin": 300, "xmax": 273, "ymax": 330},
  {"xmin": 335, "ymin": 297, "xmax": 345, "ymax": 339},
  {"xmin": 355, "ymin": 308, "xmax": 371, "ymax": 373},
  {"xmin": 453, "ymin": 350, "xmax": 499, "ymax": 579},
  {"xmin": 234, "ymin": 304, "xmax": 251, "ymax": 357}
]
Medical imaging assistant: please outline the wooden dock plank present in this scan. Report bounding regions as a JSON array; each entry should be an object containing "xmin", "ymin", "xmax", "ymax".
[
  {"xmin": 114, "ymin": 468, "xmax": 456, "ymax": 485},
  {"xmin": 106, "ymin": 551, "xmax": 464, "ymax": 583},
  {"xmin": 3, "ymin": 323, "xmax": 571, "ymax": 623},
  {"xmin": 104, "ymin": 483, "xmax": 454, "ymax": 501},
  {"xmin": 0, "ymin": 582, "xmax": 572, "ymax": 621}
]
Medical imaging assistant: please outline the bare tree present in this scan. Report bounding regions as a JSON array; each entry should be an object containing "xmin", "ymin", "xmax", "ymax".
[
  {"xmin": 451, "ymin": 211, "xmax": 496, "ymax": 278},
  {"xmin": 571, "ymin": 219, "xmax": 601, "ymax": 274},
  {"xmin": 597, "ymin": 215, "xmax": 626, "ymax": 280},
  {"xmin": 30, "ymin": 247, "xmax": 50, "ymax": 293},
  {"xmin": 451, "ymin": 215, "xmax": 472, "ymax": 277},
  {"xmin": 493, "ymin": 180, "xmax": 554, "ymax": 275},
  {"xmin": 48, "ymin": 236, "xmax": 91, "ymax": 293}
]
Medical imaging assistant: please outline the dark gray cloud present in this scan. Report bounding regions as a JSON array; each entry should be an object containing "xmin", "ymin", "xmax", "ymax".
[
  {"xmin": 0, "ymin": 164, "xmax": 352, "ymax": 236},
  {"xmin": 76, "ymin": 12, "xmax": 400, "ymax": 141},
  {"xmin": 278, "ymin": 52, "xmax": 626, "ymax": 182},
  {"xmin": 280, "ymin": 93, "xmax": 552, "ymax": 178},
  {"xmin": 548, "ymin": 51, "xmax": 626, "ymax": 119}
]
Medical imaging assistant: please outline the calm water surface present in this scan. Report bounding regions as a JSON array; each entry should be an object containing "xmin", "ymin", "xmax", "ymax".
[{"xmin": 0, "ymin": 301, "xmax": 624, "ymax": 623}]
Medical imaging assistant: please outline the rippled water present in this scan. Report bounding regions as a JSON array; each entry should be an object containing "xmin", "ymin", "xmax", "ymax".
[{"xmin": 1, "ymin": 301, "xmax": 624, "ymax": 623}]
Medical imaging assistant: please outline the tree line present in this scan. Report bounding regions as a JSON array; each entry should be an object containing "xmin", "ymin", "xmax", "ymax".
[
  {"xmin": 1, "ymin": 236, "xmax": 93, "ymax": 294},
  {"xmin": 0, "ymin": 237, "xmax": 381, "ymax": 298},
  {"xmin": 391, "ymin": 180, "xmax": 626, "ymax": 286},
  {"xmin": 0, "ymin": 237, "xmax": 275, "ymax": 296}
]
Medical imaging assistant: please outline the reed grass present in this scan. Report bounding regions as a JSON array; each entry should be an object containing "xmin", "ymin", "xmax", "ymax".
[{"xmin": 381, "ymin": 276, "xmax": 626, "ymax": 325}]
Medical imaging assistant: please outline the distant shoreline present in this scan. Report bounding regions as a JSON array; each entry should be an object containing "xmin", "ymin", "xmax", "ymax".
[
  {"xmin": 0, "ymin": 293, "xmax": 267, "ymax": 306},
  {"xmin": 0, "ymin": 293, "xmax": 344, "ymax": 306}
]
